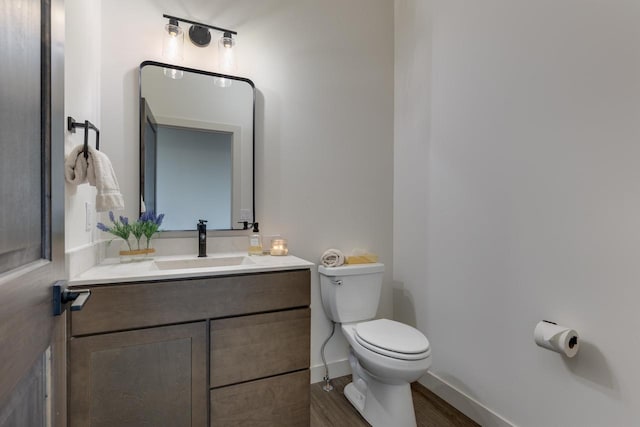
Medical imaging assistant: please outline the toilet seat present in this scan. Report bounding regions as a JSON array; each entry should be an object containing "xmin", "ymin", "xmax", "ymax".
[{"xmin": 355, "ymin": 319, "xmax": 430, "ymax": 361}]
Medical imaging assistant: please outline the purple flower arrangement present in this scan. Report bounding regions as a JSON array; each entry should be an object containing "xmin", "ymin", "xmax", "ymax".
[
  {"xmin": 97, "ymin": 211, "xmax": 164, "ymax": 251},
  {"xmin": 139, "ymin": 211, "xmax": 165, "ymax": 249}
]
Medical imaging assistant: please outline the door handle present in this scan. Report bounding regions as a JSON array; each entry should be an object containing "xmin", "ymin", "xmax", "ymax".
[{"xmin": 53, "ymin": 280, "xmax": 91, "ymax": 316}]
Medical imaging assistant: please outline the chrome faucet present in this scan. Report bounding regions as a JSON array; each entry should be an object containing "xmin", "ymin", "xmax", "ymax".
[{"xmin": 197, "ymin": 219, "xmax": 208, "ymax": 257}]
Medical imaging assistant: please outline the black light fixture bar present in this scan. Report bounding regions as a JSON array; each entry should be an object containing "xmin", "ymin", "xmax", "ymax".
[{"xmin": 162, "ymin": 14, "xmax": 237, "ymax": 36}]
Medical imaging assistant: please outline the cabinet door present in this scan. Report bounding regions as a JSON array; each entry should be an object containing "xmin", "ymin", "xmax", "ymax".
[{"xmin": 69, "ymin": 322, "xmax": 207, "ymax": 427}]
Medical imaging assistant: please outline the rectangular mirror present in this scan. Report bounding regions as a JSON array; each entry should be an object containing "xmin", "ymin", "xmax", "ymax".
[{"xmin": 139, "ymin": 61, "xmax": 255, "ymax": 231}]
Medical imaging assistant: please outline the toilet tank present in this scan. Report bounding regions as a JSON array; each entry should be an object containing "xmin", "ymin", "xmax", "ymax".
[{"xmin": 318, "ymin": 263, "xmax": 385, "ymax": 323}]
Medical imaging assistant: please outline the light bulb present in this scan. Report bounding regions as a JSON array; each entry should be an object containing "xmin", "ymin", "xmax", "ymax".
[
  {"xmin": 162, "ymin": 23, "xmax": 184, "ymax": 62},
  {"xmin": 217, "ymin": 32, "xmax": 236, "ymax": 75}
]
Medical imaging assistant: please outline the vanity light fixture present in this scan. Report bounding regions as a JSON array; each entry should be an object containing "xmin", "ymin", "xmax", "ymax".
[
  {"xmin": 162, "ymin": 17, "xmax": 184, "ymax": 79},
  {"xmin": 162, "ymin": 18, "xmax": 184, "ymax": 62},
  {"xmin": 214, "ymin": 31, "xmax": 237, "ymax": 87},
  {"xmin": 162, "ymin": 14, "xmax": 238, "ymax": 81}
]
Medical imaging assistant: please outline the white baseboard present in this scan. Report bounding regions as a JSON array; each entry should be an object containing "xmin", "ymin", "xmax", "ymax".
[
  {"xmin": 310, "ymin": 358, "xmax": 351, "ymax": 384},
  {"xmin": 420, "ymin": 372, "xmax": 515, "ymax": 427}
]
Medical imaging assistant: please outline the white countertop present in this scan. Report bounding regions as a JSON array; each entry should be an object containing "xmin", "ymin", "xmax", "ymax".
[{"xmin": 69, "ymin": 253, "xmax": 315, "ymax": 286}]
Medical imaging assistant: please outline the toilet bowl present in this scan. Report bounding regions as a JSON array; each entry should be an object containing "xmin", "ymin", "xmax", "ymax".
[
  {"xmin": 318, "ymin": 264, "xmax": 431, "ymax": 427},
  {"xmin": 341, "ymin": 320, "xmax": 431, "ymax": 426},
  {"xmin": 344, "ymin": 320, "xmax": 431, "ymax": 383}
]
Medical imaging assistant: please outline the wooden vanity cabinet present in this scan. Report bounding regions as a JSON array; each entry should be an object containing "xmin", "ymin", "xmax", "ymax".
[{"xmin": 68, "ymin": 269, "xmax": 310, "ymax": 427}]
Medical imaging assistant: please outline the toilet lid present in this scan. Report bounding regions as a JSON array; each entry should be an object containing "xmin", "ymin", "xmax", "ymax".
[{"xmin": 355, "ymin": 319, "xmax": 430, "ymax": 359}]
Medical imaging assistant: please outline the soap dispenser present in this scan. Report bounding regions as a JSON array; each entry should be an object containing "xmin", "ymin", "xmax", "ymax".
[
  {"xmin": 248, "ymin": 222, "xmax": 263, "ymax": 256},
  {"xmin": 197, "ymin": 219, "xmax": 208, "ymax": 257}
]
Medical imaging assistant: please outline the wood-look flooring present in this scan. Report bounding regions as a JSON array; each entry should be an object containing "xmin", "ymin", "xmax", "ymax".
[{"xmin": 311, "ymin": 375, "xmax": 479, "ymax": 427}]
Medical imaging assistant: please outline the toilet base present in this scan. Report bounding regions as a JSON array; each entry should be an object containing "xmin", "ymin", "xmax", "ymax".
[
  {"xmin": 344, "ymin": 382, "xmax": 366, "ymax": 413},
  {"xmin": 343, "ymin": 379, "xmax": 417, "ymax": 427}
]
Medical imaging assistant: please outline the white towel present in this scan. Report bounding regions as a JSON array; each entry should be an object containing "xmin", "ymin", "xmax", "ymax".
[
  {"xmin": 64, "ymin": 145, "xmax": 89, "ymax": 185},
  {"xmin": 64, "ymin": 145, "xmax": 125, "ymax": 212},
  {"xmin": 321, "ymin": 249, "xmax": 345, "ymax": 267}
]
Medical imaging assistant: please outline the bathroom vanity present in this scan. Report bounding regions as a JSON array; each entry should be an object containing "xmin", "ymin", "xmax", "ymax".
[{"xmin": 67, "ymin": 255, "xmax": 313, "ymax": 426}]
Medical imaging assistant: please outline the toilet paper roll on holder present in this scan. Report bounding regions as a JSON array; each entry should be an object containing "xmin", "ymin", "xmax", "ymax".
[{"xmin": 534, "ymin": 320, "xmax": 580, "ymax": 358}]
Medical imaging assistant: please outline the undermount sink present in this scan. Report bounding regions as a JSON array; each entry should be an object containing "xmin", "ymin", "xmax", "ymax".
[{"xmin": 154, "ymin": 256, "xmax": 255, "ymax": 270}]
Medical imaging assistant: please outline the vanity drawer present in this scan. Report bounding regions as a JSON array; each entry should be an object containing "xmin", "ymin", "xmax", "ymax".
[
  {"xmin": 210, "ymin": 308, "xmax": 310, "ymax": 388},
  {"xmin": 210, "ymin": 370, "xmax": 309, "ymax": 426},
  {"xmin": 70, "ymin": 269, "xmax": 310, "ymax": 336}
]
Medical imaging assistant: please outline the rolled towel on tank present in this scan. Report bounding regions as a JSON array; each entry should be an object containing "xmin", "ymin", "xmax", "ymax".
[{"xmin": 321, "ymin": 249, "xmax": 345, "ymax": 267}]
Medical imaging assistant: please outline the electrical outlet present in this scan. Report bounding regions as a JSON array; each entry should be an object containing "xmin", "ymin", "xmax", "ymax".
[{"xmin": 85, "ymin": 202, "xmax": 93, "ymax": 231}]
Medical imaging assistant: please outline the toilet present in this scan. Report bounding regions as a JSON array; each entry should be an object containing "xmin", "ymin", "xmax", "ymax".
[{"xmin": 319, "ymin": 263, "xmax": 431, "ymax": 427}]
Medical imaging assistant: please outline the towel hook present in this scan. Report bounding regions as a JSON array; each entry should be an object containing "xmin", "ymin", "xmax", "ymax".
[{"xmin": 67, "ymin": 116, "xmax": 100, "ymax": 159}]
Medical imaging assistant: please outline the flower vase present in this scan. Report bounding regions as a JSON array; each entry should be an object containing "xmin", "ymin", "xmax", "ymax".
[
  {"xmin": 141, "ymin": 237, "xmax": 156, "ymax": 260},
  {"xmin": 119, "ymin": 239, "xmax": 135, "ymax": 263},
  {"xmin": 119, "ymin": 239, "xmax": 155, "ymax": 262}
]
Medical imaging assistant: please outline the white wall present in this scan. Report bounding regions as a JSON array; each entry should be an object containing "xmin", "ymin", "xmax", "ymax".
[
  {"xmin": 395, "ymin": 1, "xmax": 640, "ymax": 426},
  {"xmin": 64, "ymin": 0, "xmax": 101, "ymax": 252},
  {"xmin": 98, "ymin": 0, "xmax": 394, "ymax": 380}
]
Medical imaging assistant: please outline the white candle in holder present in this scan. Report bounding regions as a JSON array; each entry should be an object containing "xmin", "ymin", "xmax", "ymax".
[{"xmin": 270, "ymin": 239, "xmax": 288, "ymax": 256}]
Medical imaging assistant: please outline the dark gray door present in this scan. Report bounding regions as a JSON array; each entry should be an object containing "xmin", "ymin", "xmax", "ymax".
[{"xmin": 0, "ymin": 0, "xmax": 66, "ymax": 425}]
